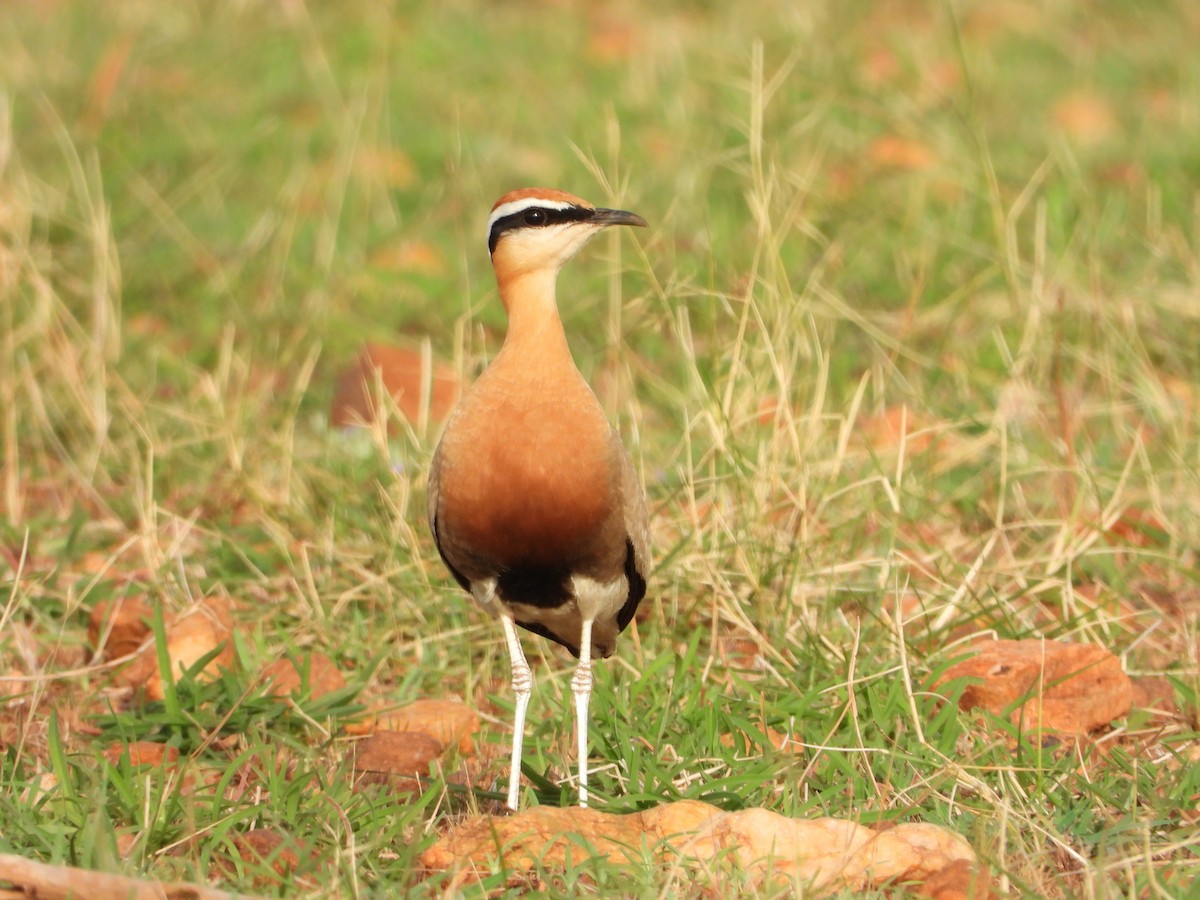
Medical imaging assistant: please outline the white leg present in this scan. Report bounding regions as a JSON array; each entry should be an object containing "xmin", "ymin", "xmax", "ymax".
[
  {"xmin": 570, "ymin": 618, "xmax": 595, "ymax": 808},
  {"xmin": 499, "ymin": 614, "xmax": 532, "ymax": 811}
]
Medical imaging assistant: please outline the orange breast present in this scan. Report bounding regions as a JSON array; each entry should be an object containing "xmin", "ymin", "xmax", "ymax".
[{"xmin": 437, "ymin": 370, "xmax": 619, "ymax": 570}]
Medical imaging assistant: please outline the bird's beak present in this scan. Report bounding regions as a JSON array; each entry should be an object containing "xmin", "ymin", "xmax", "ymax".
[{"xmin": 590, "ymin": 207, "xmax": 648, "ymax": 229}]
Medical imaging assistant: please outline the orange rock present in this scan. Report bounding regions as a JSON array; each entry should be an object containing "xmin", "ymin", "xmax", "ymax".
[
  {"xmin": 88, "ymin": 596, "xmax": 154, "ymax": 660},
  {"xmin": 420, "ymin": 800, "xmax": 975, "ymax": 891},
  {"xmin": 119, "ymin": 595, "xmax": 236, "ymax": 700},
  {"xmin": 331, "ymin": 342, "xmax": 460, "ymax": 431},
  {"xmin": 261, "ymin": 653, "xmax": 346, "ymax": 699},
  {"xmin": 935, "ymin": 639, "xmax": 1132, "ymax": 733}
]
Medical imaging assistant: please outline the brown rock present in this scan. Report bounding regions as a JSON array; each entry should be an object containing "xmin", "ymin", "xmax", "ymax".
[
  {"xmin": 88, "ymin": 596, "xmax": 154, "ymax": 660},
  {"xmin": 935, "ymin": 639, "xmax": 1132, "ymax": 733},
  {"xmin": 331, "ymin": 343, "xmax": 460, "ymax": 431},
  {"xmin": 419, "ymin": 801, "xmax": 975, "ymax": 891},
  {"xmin": 260, "ymin": 653, "xmax": 346, "ymax": 699},
  {"xmin": 353, "ymin": 731, "xmax": 443, "ymax": 792}
]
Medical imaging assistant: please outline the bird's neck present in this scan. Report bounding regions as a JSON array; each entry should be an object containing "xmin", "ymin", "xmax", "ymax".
[{"xmin": 497, "ymin": 267, "xmax": 573, "ymax": 362}]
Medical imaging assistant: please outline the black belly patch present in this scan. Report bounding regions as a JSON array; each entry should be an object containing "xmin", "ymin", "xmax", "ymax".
[
  {"xmin": 496, "ymin": 565, "xmax": 573, "ymax": 609},
  {"xmin": 501, "ymin": 566, "xmax": 579, "ymax": 657},
  {"xmin": 449, "ymin": 538, "xmax": 646, "ymax": 661}
]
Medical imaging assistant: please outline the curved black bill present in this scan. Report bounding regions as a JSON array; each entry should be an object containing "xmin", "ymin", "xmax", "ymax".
[{"xmin": 590, "ymin": 207, "xmax": 648, "ymax": 228}]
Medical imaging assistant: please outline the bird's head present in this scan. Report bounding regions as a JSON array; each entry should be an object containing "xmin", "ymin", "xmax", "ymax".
[{"xmin": 487, "ymin": 188, "xmax": 646, "ymax": 280}]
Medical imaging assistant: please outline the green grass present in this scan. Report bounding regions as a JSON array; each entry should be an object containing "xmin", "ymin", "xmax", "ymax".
[{"xmin": 3, "ymin": 0, "xmax": 1200, "ymax": 895}]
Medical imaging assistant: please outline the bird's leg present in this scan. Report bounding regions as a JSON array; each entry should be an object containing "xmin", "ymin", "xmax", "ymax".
[
  {"xmin": 499, "ymin": 613, "xmax": 532, "ymax": 811},
  {"xmin": 570, "ymin": 618, "xmax": 595, "ymax": 808}
]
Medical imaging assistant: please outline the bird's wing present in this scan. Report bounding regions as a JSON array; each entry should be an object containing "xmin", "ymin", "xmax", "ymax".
[
  {"xmin": 426, "ymin": 442, "xmax": 442, "ymax": 536},
  {"xmin": 427, "ymin": 442, "xmax": 472, "ymax": 593},
  {"xmin": 614, "ymin": 434, "xmax": 650, "ymax": 631}
]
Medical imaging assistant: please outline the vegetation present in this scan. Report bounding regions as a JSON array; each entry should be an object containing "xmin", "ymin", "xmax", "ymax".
[{"xmin": 2, "ymin": 0, "xmax": 1198, "ymax": 895}]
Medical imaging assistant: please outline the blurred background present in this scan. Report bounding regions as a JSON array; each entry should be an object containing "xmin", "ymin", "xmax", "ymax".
[
  {"xmin": 2, "ymin": 1, "xmax": 1199, "ymax": 893},
  {"xmin": 5, "ymin": 1, "xmax": 1197, "ymax": 378}
]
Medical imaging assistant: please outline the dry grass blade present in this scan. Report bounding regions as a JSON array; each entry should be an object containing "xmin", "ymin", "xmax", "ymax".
[{"xmin": 2, "ymin": 0, "xmax": 1198, "ymax": 896}]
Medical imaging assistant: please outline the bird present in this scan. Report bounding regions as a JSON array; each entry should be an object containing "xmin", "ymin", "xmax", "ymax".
[{"xmin": 427, "ymin": 188, "xmax": 650, "ymax": 810}]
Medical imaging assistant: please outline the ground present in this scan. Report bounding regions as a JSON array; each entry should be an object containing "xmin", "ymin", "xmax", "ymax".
[{"xmin": 1, "ymin": 0, "xmax": 1198, "ymax": 896}]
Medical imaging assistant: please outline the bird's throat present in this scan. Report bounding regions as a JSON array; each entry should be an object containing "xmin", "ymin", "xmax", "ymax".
[{"xmin": 497, "ymin": 268, "xmax": 573, "ymax": 362}]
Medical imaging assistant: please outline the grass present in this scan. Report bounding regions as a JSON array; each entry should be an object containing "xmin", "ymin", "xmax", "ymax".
[{"xmin": 2, "ymin": 0, "xmax": 1199, "ymax": 895}]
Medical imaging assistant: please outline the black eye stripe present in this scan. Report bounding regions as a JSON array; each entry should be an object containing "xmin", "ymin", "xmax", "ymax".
[{"xmin": 488, "ymin": 205, "xmax": 595, "ymax": 254}]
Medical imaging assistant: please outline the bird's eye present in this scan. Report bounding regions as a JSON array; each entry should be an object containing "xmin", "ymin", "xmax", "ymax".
[{"xmin": 523, "ymin": 209, "xmax": 547, "ymax": 226}]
